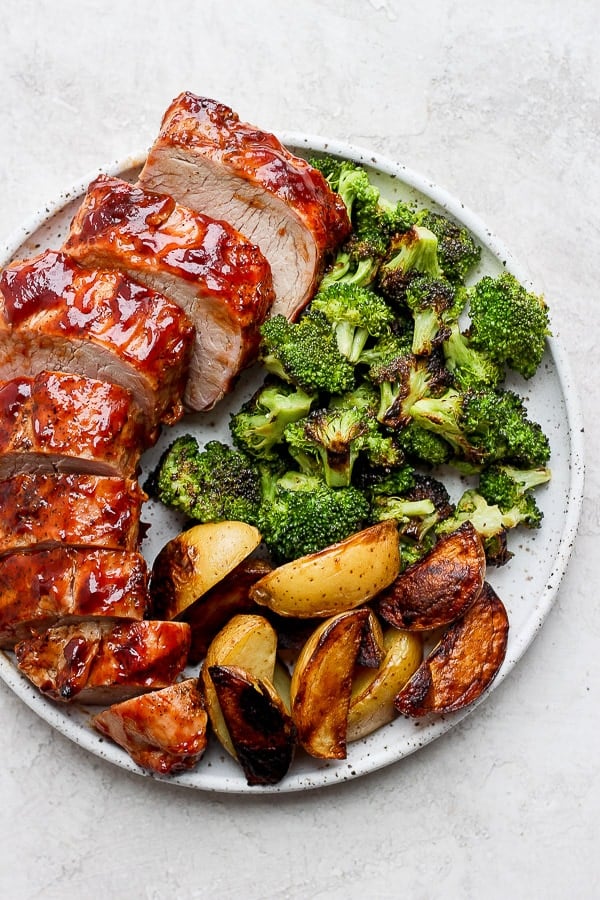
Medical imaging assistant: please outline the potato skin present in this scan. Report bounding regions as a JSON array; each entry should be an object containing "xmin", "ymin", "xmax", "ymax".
[
  {"xmin": 201, "ymin": 614, "xmax": 278, "ymax": 758},
  {"xmin": 376, "ymin": 522, "xmax": 486, "ymax": 631},
  {"xmin": 290, "ymin": 608, "xmax": 369, "ymax": 759},
  {"xmin": 250, "ymin": 521, "xmax": 400, "ymax": 619},
  {"xmin": 182, "ymin": 558, "xmax": 272, "ymax": 663},
  {"xmin": 347, "ymin": 628, "xmax": 422, "ymax": 742},
  {"xmin": 209, "ymin": 664, "xmax": 296, "ymax": 786},
  {"xmin": 150, "ymin": 521, "xmax": 262, "ymax": 620},
  {"xmin": 394, "ymin": 581, "xmax": 509, "ymax": 717}
]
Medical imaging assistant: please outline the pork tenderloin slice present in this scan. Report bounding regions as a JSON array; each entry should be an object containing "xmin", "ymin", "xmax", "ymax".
[
  {"xmin": 63, "ymin": 175, "xmax": 275, "ymax": 412},
  {"xmin": 92, "ymin": 679, "xmax": 208, "ymax": 774},
  {"xmin": 15, "ymin": 619, "xmax": 191, "ymax": 704},
  {"xmin": 0, "ymin": 547, "xmax": 149, "ymax": 648},
  {"xmin": 0, "ymin": 472, "xmax": 145, "ymax": 557},
  {"xmin": 137, "ymin": 92, "xmax": 351, "ymax": 320},
  {"xmin": 0, "ymin": 372, "xmax": 145, "ymax": 479},
  {"xmin": 0, "ymin": 250, "xmax": 194, "ymax": 437}
]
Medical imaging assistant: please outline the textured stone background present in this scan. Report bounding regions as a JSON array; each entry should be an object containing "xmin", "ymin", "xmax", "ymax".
[{"xmin": 0, "ymin": 1, "xmax": 597, "ymax": 897}]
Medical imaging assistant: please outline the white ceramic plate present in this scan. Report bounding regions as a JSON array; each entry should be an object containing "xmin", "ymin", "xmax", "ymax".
[{"xmin": 0, "ymin": 137, "xmax": 585, "ymax": 793}]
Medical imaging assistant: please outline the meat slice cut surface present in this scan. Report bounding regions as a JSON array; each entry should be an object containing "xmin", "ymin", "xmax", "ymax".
[
  {"xmin": 92, "ymin": 679, "xmax": 208, "ymax": 774},
  {"xmin": 15, "ymin": 619, "xmax": 191, "ymax": 703},
  {"xmin": 64, "ymin": 175, "xmax": 275, "ymax": 411},
  {"xmin": 0, "ymin": 472, "xmax": 145, "ymax": 556},
  {"xmin": 0, "ymin": 372, "xmax": 145, "ymax": 479},
  {"xmin": 0, "ymin": 547, "xmax": 149, "ymax": 648},
  {"xmin": 137, "ymin": 92, "xmax": 351, "ymax": 321},
  {"xmin": 0, "ymin": 250, "xmax": 194, "ymax": 437}
]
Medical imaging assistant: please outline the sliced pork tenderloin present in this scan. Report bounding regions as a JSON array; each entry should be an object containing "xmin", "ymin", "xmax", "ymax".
[
  {"xmin": 0, "ymin": 547, "xmax": 149, "ymax": 648},
  {"xmin": 15, "ymin": 619, "xmax": 191, "ymax": 704},
  {"xmin": 137, "ymin": 92, "xmax": 351, "ymax": 320},
  {"xmin": 0, "ymin": 472, "xmax": 145, "ymax": 557},
  {"xmin": 0, "ymin": 372, "xmax": 146, "ymax": 479},
  {"xmin": 92, "ymin": 679, "xmax": 208, "ymax": 774},
  {"xmin": 0, "ymin": 250, "xmax": 194, "ymax": 439},
  {"xmin": 64, "ymin": 175, "xmax": 275, "ymax": 411}
]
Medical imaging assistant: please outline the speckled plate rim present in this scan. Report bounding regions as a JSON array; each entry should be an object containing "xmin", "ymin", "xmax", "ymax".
[{"xmin": 0, "ymin": 135, "xmax": 585, "ymax": 794}]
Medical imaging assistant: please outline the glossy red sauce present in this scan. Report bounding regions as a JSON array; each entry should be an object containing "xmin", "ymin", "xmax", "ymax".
[
  {"xmin": 65, "ymin": 176, "xmax": 273, "ymax": 327},
  {"xmin": 0, "ymin": 250, "xmax": 194, "ymax": 375},
  {"xmin": 157, "ymin": 92, "xmax": 351, "ymax": 251}
]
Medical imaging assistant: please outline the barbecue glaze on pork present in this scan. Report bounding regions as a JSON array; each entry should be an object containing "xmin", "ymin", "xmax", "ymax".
[
  {"xmin": 0, "ymin": 548, "xmax": 149, "ymax": 648},
  {"xmin": 15, "ymin": 619, "xmax": 191, "ymax": 703},
  {"xmin": 0, "ymin": 472, "xmax": 145, "ymax": 556},
  {"xmin": 138, "ymin": 92, "xmax": 351, "ymax": 321},
  {"xmin": 93, "ymin": 679, "xmax": 208, "ymax": 774},
  {"xmin": 0, "ymin": 250, "xmax": 194, "ymax": 437},
  {"xmin": 64, "ymin": 175, "xmax": 275, "ymax": 411},
  {"xmin": 0, "ymin": 372, "xmax": 145, "ymax": 478}
]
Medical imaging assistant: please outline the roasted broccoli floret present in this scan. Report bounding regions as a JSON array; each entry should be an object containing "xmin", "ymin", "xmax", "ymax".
[
  {"xmin": 151, "ymin": 436, "xmax": 261, "ymax": 524},
  {"xmin": 259, "ymin": 311, "xmax": 355, "ymax": 395},
  {"xmin": 376, "ymin": 225, "xmax": 442, "ymax": 305},
  {"xmin": 437, "ymin": 487, "xmax": 542, "ymax": 565},
  {"xmin": 311, "ymin": 157, "xmax": 378, "ymax": 222},
  {"xmin": 410, "ymin": 386, "xmax": 551, "ymax": 467},
  {"xmin": 478, "ymin": 463, "xmax": 551, "ymax": 528},
  {"xmin": 310, "ymin": 282, "xmax": 394, "ymax": 363},
  {"xmin": 404, "ymin": 276, "xmax": 459, "ymax": 356},
  {"xmin": 312, "ymin": 155, "xmax": 414, "ymax": 258},
  {"xmin": 370, "ymin": 472, "xmax": 454, "ymax": 569},
  {"xmin": 329, "ymin": 381, "xmax": 380, "ymax": 416},
  {"xmin": 257, "ymin": 470, "xmax": 370, "ymax": 562},
  {"xmin": 284, "ymin": 406, "xmax": 373, "ymax": 488},
  {"xmin": 229, "ymin": 380, "xmax": 315, "ymax": 461},
  {"xmin": 367, "ymin": 346, "xmax": 452, "ymax": 429},
  {"xmin": 415, "ymin": 209, "xmax": 481, "ymax": 283},
  {"xmin": 468, "ymin": 272, "xmax": 551, "ymax": 379},
  {"xmin": 443, "ymin": 320, "xmax": 505, "ymax": 390},
  {"xmin": 395, "ymin": 421, "xmax": 453, "ymax": 467}
]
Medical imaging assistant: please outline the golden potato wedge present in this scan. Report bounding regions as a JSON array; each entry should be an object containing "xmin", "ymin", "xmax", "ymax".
[
  {"xmin": 376, "ymin": 522, "xmax": 486, "ymax": 631},
  {"xmin": 209, "ymin": 664, "xmax": 297, "ymax": 786},
  {"xmin": 290, "ymin": 608, "xmax": 369, "ymax": 759},
  {"xmin": 182, "ymin": 558, "xmax": 272, "ymax": 663},
  {"xmin": 250, "ymin": 521, "xmax": 400, "ymax": 619},
  {"xmin": 347, "ymin": 628, "xmax": 422, "ymax": 742},
  {"xmin": 201, "ymin": 614, "xmax": 278, "ymax": 758},
  {"xmin": 150, "ymin": 521, "xmax": 262, "ymax": 620},
  {"xmin": 394, "ymin": 581, "xmax": 509, "ymax": 717}
]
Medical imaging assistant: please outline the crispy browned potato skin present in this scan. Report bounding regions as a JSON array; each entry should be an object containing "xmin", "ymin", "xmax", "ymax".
[
  {"xmin": 290, "ymin": 608, "xmax": 369, "ymax": 760},
  {"xmin": 149, "ymin": 521, "xmax": 262, "ymax": 620},
  {"xmin": 357, "ymin": 609, "xmax": 385, "ymax": 669},
  {"xmin": 209, "ymin": 664, "xmax": 296, "ymax": 786},
  {"xmin": 394, "ymin": 581, "xmax": 509, "ymax": 717},
  {"xmin": 181, "ymin": 558, "xmax": 272, "ymax": 664},
  {"xmin": 201, "ymin": 614, "xmax": 278, "ymax": 758},
  {"xmin": 375, "ymin": 522, "xmax": 486, "ymax": 631}
]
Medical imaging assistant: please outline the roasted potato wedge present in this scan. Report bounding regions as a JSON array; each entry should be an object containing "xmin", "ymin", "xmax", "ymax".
[
  {"xmin": 182, "ymin": 558, "xmax": 272, "ymax": 663},
  {"xmin": 250, "ymin": 521, "xmax": 400, "ymax": 618},
  {"xmin": 376, "ymin": 522, "xmax": 486, "ymax": 631},
  {"xmin": 201, "ymin": 614, "xmax": 278, "ymax": 757},
  {"xmin": 394, "ymin": 581, "xmax": 509, "ymax": 717},
  {"xmin": 347, "ymin": 628, "xmax": 422, "ymax": 742},
  {"xmin": 150, "ymin": 521, "xmax": 262, "ymax": 620},
  {"xmin": 209, "ymin": 664, "xmax": 296, "ymax": 786},
  {"xmin": 290, "ymin": 608, "xmax": 369, "ymax": 759}
]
